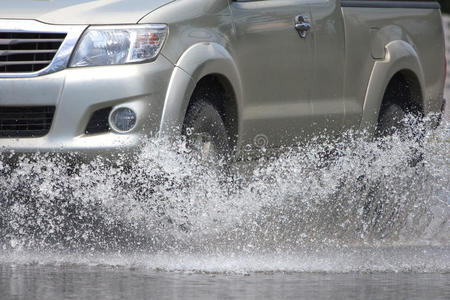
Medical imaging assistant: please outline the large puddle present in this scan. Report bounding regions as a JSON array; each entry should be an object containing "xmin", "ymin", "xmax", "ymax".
[{"xmin": 0, "ymin": 117, "xmax": 448, "ymax": 274}]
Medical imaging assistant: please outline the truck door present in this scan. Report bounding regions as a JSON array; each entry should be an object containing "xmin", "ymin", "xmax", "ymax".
[
  {"xmin": 230, "ymin": 0, "xmax": 315, "ymax": 150},
  {"xmin": 308, "ymin": 0, "xmax": 347, "ymax": 136}
]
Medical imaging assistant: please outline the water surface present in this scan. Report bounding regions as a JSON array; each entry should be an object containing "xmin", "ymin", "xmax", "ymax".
[{"xmin": 0, "ymin": 117, "xmax": 448, "ymax": 299}]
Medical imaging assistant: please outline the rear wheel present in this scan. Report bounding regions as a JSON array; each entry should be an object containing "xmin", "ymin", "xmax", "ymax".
[
  {"xmin": 375, "ymin": 71, "xmax": 424, "ymax": 140},
  {"xmin": 376, "ymin": 103, "xmax": 409, "ymax": 138},
  {"xmin": 376, "ymin": 101, "xmax": 424, "ymax": 165},
  {"xmin": 363, "ymin": 99, "xmax": 424, "ymax": 239}
]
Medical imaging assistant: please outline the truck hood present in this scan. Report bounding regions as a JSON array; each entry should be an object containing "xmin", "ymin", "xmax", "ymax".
[{"xmin": 0, "ymin": 0, "xmax": 174, "ymax": 25}]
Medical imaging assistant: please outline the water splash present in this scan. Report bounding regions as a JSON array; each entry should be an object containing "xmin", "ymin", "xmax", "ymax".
[{"xmin": 0, "ymin": 117, "xmax": 448, "ymax": 273}]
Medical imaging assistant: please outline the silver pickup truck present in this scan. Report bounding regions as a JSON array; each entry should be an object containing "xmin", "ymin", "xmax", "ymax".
[{"xmin": 0, "ymin": 0, "xmax": 446, "ymax": 159}]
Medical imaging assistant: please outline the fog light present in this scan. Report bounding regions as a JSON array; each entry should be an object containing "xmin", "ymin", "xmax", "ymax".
[{"xmin": 109, "ymin": 107, "xmax": 137, "ymax": 133}]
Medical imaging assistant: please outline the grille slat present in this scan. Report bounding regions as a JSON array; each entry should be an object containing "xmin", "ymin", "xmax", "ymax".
[
  {"xmin": 0, "ymin": 32, "xmax": 66, "ymax": 73},
  {"xmin": 2, "ymin": 122, "xmax": 53, "ymax": 125},
  {"xmin": 0, "ymin": 106, "xmax": 55, "ymax": 138},
  {"xmin": 0, "ymin": 38, "xmax": 65, "ymax": 45},
  {"xmin": 1, "ymin": 117, "xmax": 53, "ymax": 121},
  {"xmin": 0, "ymin": 61, "xmax": 52, "ymax": 66},
  {"xmin": 0, "ymin": 112, "xmax": 54, "ymax": 116},
  {"xmin": 0, "ymin": 49, "xmax": 58, "ymax": 56}
]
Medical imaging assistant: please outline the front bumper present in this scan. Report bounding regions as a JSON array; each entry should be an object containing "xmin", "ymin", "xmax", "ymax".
[{"xmin": 0, "ymin": 55, "xmax": 174, "ymax": 157}]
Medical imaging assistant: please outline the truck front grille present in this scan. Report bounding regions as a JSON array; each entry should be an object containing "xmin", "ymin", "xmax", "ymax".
[
  {"xmin": 0, "ymin": 32, "xmax": 66, "ymax": 73},
  {"xmin": 0, "ymin": 106, "xmax": 55, "ymax": 138}
]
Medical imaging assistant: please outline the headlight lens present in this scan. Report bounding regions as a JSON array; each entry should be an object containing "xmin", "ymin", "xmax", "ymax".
[{"xmin": 70, "ymin": 24, "xmax": 168, "ymax": 67}]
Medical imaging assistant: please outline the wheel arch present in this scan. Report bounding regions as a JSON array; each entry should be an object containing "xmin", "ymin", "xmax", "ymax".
[
  {"xmin": 361, "ymin": 40, "xmax": 425, "ymax": 134},
  {"xmin": 159, "ymin": 42, "xmax": 242, "ymax": 140}
]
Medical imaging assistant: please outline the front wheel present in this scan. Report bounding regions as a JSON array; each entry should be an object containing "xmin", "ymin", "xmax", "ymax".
[{"xmin": 182, "ymin": 101, "xmax": 231, "ymax": 162}]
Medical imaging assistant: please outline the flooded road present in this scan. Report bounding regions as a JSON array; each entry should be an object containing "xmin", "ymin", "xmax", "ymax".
[
  {"xmin": 0, "ymin": 115, "xmax": 449, "ymax": 299},
  {"xmin": 1, "ymin": 262, "xmax": 449, "ymax": 300}
]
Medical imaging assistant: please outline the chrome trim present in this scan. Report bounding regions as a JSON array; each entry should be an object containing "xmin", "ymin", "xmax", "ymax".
[{"xmin": 0, "ymin": 19, "xmax": 87, "ymax": 78}]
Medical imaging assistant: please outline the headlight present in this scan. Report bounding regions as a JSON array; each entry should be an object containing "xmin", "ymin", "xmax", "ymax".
[{"xmin": 70, "ymin": 24, "xmax": 168, "ymax": 67}]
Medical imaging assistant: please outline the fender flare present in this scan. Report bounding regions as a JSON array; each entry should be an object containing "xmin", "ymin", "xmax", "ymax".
[
  {"xmin": 159, "ymin": 42, "xmax": 242, "ymax": 136},
  {"xmin": 361, "ymin": 40, "xmax": 425, "ymax": 134}
]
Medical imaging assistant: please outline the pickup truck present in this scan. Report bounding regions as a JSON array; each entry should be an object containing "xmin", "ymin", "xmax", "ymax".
[{"xmin": 0, "ymin": 0, "xmax": 446, "ymax": 159}]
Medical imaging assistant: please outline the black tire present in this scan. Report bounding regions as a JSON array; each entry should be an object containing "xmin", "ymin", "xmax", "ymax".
[
  {"xmin": 376, "ymin": 102, "xmax": 424, "ymax": 164},
  {"xmin": 362, "ymin": 103, "xmax": 425, "ymax": 239},
  {"xmin": 182, "ymin": 100, "xmax": 230, "ymax": 161},
  {"xmin": 376, "ymin": 103, "xmax": 408, "ymax": 138}
]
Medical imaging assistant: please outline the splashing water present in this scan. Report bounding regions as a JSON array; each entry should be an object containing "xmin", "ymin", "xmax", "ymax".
[{"xmin": 0, "ymin": 117, "xmax": 448, "ymax": 274}]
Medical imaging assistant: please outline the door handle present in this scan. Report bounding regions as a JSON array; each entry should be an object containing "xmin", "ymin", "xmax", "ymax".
[{"xmin": 295, "ymin": 15, "xmax": 311, "ymax": 38}]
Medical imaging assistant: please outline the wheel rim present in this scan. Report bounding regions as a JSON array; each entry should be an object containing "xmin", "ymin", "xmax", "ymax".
[{"xmin": 189, "ymin": 132, "xmax": 219, "ymax": 160}]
